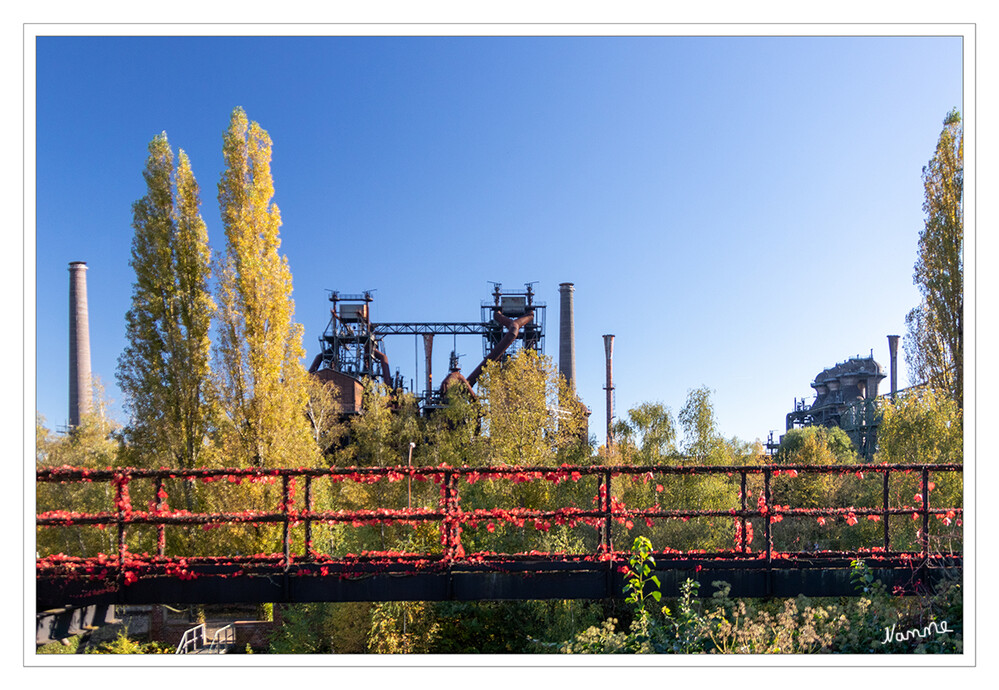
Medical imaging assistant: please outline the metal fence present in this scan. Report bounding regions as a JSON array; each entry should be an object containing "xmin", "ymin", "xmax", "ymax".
[{"xmin": 37, "ymin": 461, "xmax": 963, "ymax": 571}]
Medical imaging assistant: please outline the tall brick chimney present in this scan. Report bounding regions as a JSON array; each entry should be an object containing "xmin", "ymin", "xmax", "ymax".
[{"xmin": 69, "ymin": 261, "xmax": 91, "ymax": 427}]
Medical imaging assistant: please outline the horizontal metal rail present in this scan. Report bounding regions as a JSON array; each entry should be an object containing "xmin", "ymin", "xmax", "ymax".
[{"xmin": 36, "ymin": 461, "xmax": 964, "ymax": 481}]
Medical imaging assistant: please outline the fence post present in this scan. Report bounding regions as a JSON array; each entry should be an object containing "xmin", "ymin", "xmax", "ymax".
[
  {"xmin": 603, "ymin": 469, "xmax": 613, "ymax": 554},
  {"xmin": 155, "ymin": 475, "xmax": 166, "ymax": 557},
  {"xmin": 304, "ymin": 475, "xmax": 313, "ymax": 559},
  {"xmin": 115, "ymin": 471, "xmax": 129, "ymax": 567},
  {"xmin": 763, "ymin": 467, "xmax": 772, "ymax": 595},
  {"xmin": 882, "ymin": 470, "xmax": 891, "ymax": 553},
  {"xmin": 282, "ymin": 474, "xmax": 292, "ymax": 571},
  {"xmin": 450, "ymin": 471, "xmax": 462, "ymax": 558},
  {"xmin": 441, "ymin": 470, "xmax": 453, "ymax": 559},
  {"xmin": 739, "ymin": 471, "xmax": 748, "ymax": 553},
  {"xmin": 921, "ymin": 467, "xmax": 930, "ymax": 559}
]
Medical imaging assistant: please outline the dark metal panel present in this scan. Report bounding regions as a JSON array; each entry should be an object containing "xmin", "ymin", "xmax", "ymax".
[
  {"xmin": 289, "ymin": 573, "xmax": 450, "ymax": 603},
  {"xmin": 450, "ymin": 571, "xmax": 611, "ymax": 601},
  {"xmin": 119, "ymin": 575, "xmax": 288, "ymax": 606},
  {"xmin": 39, "ymin": 561, "xmax": 958, "ymax": 613}
]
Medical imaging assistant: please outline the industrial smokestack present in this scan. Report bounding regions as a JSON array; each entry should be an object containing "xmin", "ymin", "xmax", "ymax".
[
  {"xmin": 69, "ymin": 261, "xmax": 92, "ymax": 427},
  {"xmin": 423, "ymin": 333, "xmax": 434, "ymax": 397},
  {"xmin": 559, "ymin": 283, "xmax": 576, "ymax": 392},
  {"xmin": 887, "ymin": 334, "xmax": 900, "ymax": 399},
  {"xmin": 603, "ymin": 334, "xmax": 615, "ymax": 448}
]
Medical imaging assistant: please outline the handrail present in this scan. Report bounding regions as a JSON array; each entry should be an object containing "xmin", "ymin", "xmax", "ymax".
[
  {"xmin": 175, "ymin": 623, "xmax": 206, "ymax": 654},
  {"xmin": 207, "ymin": 624, "xmax": 235, "ymax": 654},
  {"xmin": 34, "ymin": 461, "xmax": 965, "ymax": 482}
]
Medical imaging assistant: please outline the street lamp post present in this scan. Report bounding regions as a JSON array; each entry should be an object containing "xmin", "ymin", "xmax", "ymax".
[
  {"xmin": 407, "ymin": 442, "xmax": 415, "ymax": 510},
  {"xmin": 405, "ymin": 441, "xmax": 417, "ymax": 637}
]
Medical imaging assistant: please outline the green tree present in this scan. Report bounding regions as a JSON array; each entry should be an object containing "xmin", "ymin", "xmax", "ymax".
[
  {"xmin": 470, "ymin": 350, "xmax": 591, "ymax": 555},
  {"xmin": 268, "ymin": 602, "xmax": 372, "ymax": 653},
  {"xmin": 905, "ymin": 108, "xmax": 963, "ymax": 404},
  {"xmin": 305, "ymin": 374, "xmax": 346, "ymax": 457},
  {"xmin": 116, "ymin": 133, "xmax": 215, "ymax": 475},
  {"xmin": 206, "ymin": 107, "xmax": 318, "ymax": 556},
  {"xmin": 612, "ymin": 402, "xmax": 678, "ymax": 465},
  {"xmin": 214, "ymin": 107, "xmax": 315, "ymax": 470},
  {"xmin": 84, "ymin": 630, "xmax": 172, "ymax": 654},
  {"xmin": 338, "ymin": 382, "xmax": 421, "ymax": 468},
  {"xmin": 367, "ymin": 601, "xmax": 440, "ymax": 654},
  {"xmin": 478, "ymin": 349, "xmax": 589, "ymax": 466},
  {"xmin": 875, "ymin": 388, "xmax": 962, "ymax": 465},
  {"xmin": 421, "ymin": 386, "xmax": 485, "ymax": 467},
  {"xmin": 777, "ymin": 426, "xmax": 857, "ymax": 465},
  {"xmin": 678, "ymin": 386, "xmax": 723, "ymax": 462},
  {"xmin": 420, "ymin": 600, "xmax": 600, "ymax": 654}
]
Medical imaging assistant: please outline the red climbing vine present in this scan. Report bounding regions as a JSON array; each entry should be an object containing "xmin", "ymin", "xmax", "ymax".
[{"xmin": 36, "ymin": 462, "xmax": 962, "ymax": 588}]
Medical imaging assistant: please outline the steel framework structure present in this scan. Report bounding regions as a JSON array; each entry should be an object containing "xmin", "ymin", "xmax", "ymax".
[{"xmin": 312, "ymin": 285, "xmax": 546, "ymax": 403}]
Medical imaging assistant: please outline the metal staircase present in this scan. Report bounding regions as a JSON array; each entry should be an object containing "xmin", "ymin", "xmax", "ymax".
[{"xmin": 175, "ymin": 623, "xmax": 236, "ymax": 654}]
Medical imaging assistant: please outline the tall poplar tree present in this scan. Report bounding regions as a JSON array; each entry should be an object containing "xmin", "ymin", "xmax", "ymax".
[
  {"xmin": 117, "ymin": 133, "xmax": 215, "ymax": 471},
  {"xmin": 905, "ymin": 109, "xmax": 963, "ymax": 404},
  {"xmin": 214, "ymin": 107, "xmax": 315, "ymax": 469}
]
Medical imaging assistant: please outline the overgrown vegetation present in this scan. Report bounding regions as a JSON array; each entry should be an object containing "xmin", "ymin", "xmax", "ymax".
[
  {"xmin": 37, "ymin": 628, "xmax": 173, "ymax": 655},
  {"xmin": 560, "ymin": 539, "xmax": 961, "ymax": 654},
  {"xmin": 84, "ymin": 631, "xmax": 173, "ymax": 654}
]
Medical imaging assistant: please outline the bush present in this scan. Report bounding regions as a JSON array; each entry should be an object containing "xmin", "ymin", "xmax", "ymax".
[
  {"xmin": 85, "ymin": 630, "xmax": 172, "ymax": 654},
  {"xmin": 559, "ymin": 540, "xmax": 963, "ymax": 654}
]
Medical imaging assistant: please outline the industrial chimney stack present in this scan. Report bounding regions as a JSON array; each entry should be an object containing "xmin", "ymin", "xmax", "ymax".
[
  {"xmin": 603, "ymin": 334, "xmax": 615, "ymax": 448},
  {"xmin": 558, "ymin": 283, "xmax": 576, "ymax": 392},
  {"xmin": 69, "ymin": 261, "xmax": 92, "ymax": 428},
  {"xmin": 887, "ymin": 334, "xmax": 900, "ymax": 399}
]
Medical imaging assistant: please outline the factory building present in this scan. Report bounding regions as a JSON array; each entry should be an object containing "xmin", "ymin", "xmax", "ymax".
[
  {"xmin": 308, "ymin": 282, "xmax": 571, "ymax": 417},
  {"xmin": 784, "ymin": 336, "xmax": 901, "ymax": 458}
]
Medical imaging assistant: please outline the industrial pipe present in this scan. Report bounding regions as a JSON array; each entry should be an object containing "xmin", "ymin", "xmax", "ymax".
[
  {"xmin": 423, "ymin": 333, "xmax": 434, "ymax": 395},
  {"xmin": 308, "ymin": 353, "xmax": 323, "ymax": 374},
  {"xmin": 440, "ymin": 370, "xmax": 478, "ymax": 401},
  {"xmin": 466, "ymin": 311, "xmax": 534, "ymax": 387},
  {"xmin": 372, "ymin": 349, "xmax": 394, "ymax": 389}
]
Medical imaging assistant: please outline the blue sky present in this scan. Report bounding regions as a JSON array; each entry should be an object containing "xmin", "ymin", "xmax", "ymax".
[{"xmin": 32, "ymin": 34, "xmax": 965, "ymax": 446}]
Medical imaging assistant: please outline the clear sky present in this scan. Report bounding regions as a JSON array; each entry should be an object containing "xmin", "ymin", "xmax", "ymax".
[{"xmin": 32, "ymin": 33, "xmax": 964, "ymax": 447}]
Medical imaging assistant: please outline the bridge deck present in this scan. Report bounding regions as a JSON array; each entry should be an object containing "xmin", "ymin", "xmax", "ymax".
[{"xmin": 37, "ymin": 551, "xmax": 960, "ymax": 612}]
